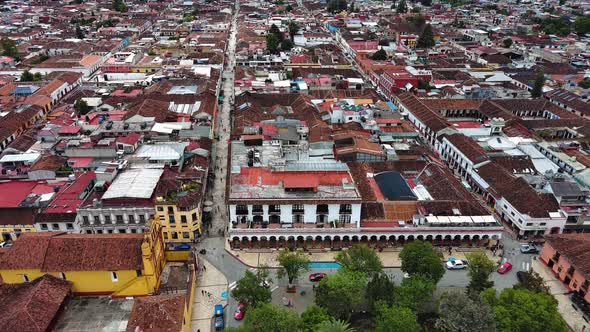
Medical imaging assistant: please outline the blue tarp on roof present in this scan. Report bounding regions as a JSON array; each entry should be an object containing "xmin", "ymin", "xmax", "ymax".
[
  {"xmin": 11, "ymin": 85, "xmax": 38, "ymax": 96},
  {"xmin": 386, "ymin": 101, "xmax": 398, "ymax": 111},
  {"xmin": 327, "ymin": 24, "xmax": 338, "ymax": 32}
]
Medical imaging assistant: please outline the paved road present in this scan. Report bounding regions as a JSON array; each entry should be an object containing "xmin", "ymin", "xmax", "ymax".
[{"xmin": 207, "ymin": 0, "xmax": 238, "ymax": 238}]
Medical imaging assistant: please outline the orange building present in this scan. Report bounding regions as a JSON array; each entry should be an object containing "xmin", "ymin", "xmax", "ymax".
[{"xmin": 540, "ymin": 234, "xmax": 590, "ymax": 303}]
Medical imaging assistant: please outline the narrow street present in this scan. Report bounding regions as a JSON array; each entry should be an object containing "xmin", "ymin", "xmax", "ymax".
[{"xmin": 207, "ymin": 0, "xmax": 239, "ymax": 237}]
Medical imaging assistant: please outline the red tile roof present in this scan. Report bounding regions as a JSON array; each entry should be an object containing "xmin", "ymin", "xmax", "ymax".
[
  {"xmin": 0, "ymin": 274, "xmax": 72, "ymax": 332},
  {"xmin": 544, "ymin": 233, "xmax": 590, "ymax": 279},
  {"xmin": 126, "ymin": 294, "xmax": 185, "ymax": 332}
]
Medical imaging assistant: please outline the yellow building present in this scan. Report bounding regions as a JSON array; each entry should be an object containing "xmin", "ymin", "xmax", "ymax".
[
  {"xmin": 155, "ymin": 181, "xmax": 204, "ymax": 243},
  {"xmin": 0, "ymin": 208, "xmax": 37, "ymax": 242},
  {"xmin": 0, "ymin": 220, "xmax": 167, "ymax": 297}
]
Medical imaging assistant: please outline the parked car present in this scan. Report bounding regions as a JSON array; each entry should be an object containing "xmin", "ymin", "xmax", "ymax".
[
  {"xmin": 446, "ymin": 260, "xmax": 468, "ymax": 270},
  {"xmin": 309, "ymin": 273, "xmax": 327, "ymax": 282},
  {"xmin": 233, "ymin": 303, "xmax": 245, "ymax": 321},
  {"xmin": 259, "ymin": 279, "xmax": 271, "ymax": 288},
  {"xmin": 497, "ymin": 262, "xmax": 513, "ymax": 274},
  {"xmin": 214, "ymin": 304, "xmax": 224, "ymax": 330},
  {"xmin": 520, "ymin": 244, "xmax": 539, "ymax": 254},
  {"xmin": 0, "ymin": 241, "xmax": 12, "ymax": 248},
  {"xmin": 173, "ymin": 244, "xmax": 191, "ymax": 251}
]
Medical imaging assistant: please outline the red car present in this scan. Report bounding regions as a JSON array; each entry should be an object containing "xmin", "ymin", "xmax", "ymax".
[
  {"xmin": 233, "ymin": 303, "xmax": 245, "ymax": 320},
  {"xmin": 309, "ymin": 273, "xmax": 327, "ymax": 282},
  {"xmin": 497, "ymin": 262, "xmax": 513, "ymax": 274}
]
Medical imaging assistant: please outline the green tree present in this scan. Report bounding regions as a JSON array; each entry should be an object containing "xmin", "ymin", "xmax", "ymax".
[
  {"xmin": 579, "ymin": 79, "xmax": 590, "ymax": 89},
  {"xmin": 20, "ymin": 70, "xmax": 34, "ymax": 82},
  {"xmin": 230, "ymin": 270, "xmax": 272, "ymax": 307},
  {"xmin": 266, "ymin": 33, "xmax": 280, "ymax": 53},
  {"xmin": 575, "ymin": 16, "xmax": 590, "ymax": 36},
  {"xmin": 436, "ymin": 292, "xmax": 496, "ymax": 332},
  {"xmin": 399, "ymin": 241, "xmax": 445, "ymax": 283},
  {"xmin": 466, "ymin": 251, "xmax": 496, "ymax": 294},
  {"xmin": 514, "ymin": 270, "xmax": 550, "ymax": 294},
  {"xmin": 269, "ymin": 24, "xmax": 284, "ymax": 41},
  {"xmin": 327, "ymin": 0, "xmax": 347, "ymax": 13},
  {"xmin": 417, "ymin": 24, "xmax": 435, "ymax": 48},
  {"xmin": 0, "ymin": 38, "xmax": 18, "ymax": 58},
  {"xmin": 277, "ymin": 250, "xmax": 310, "ymax": 286},
  {"xmin": 366, "ymin": 273, "xmax": 395, "ymax": 310},
  {"xmin": 394, "ymin": 276, "xmax": 436, "ymax": 312},
  {"xmin": 531, "ymin": 71, "xmax": 545, "ymax": 98},
  {"xmin": 316, "ymin": 318, "xmax": 355, "ymax": 332},
  {"xmin": 396, "ymin": 0, "xmax": 407, "ymax": 13},
  {"xmin": 371, "ymin": 49, "xmax": 387, "ymax": 60},
  {"xmin": 315, "ymin": 269, "xmax": 367, "ymax": 320},
  {"xmin": 281, "ymin": 39, "xmax": 294, "ymax": 50},
  {"xmin": 112, "ymin": 0, "xmax": 128, "ymax": 12},
  {"xmin": 33, "ymin": 72, "xmax": 42, "ymax": 81},
  {"xmin": 288, "ymin": 21, "xmax": 299, "ymax": 41},
  {"xmin": 301, "ymin": 305, "xmax": 331, "ymax": 332},
  {"xmin": 74, "ymin": 99, "xmax": 91, "ymax": 115},
  {"xmin": 336, "ymin": 244, "xmax": 383, "ymax": 276},
  {"xmin": 502, "ymin": 38, "xmax": 513, "ymax": 48},
  {"xmin": 75, "ymin": 24, "xmax": 85, "ymax": 39},
  {"xmin": 286, "ymin": 4, "xmax": 293, "ymax": 11},
  {"xmin": 375, "ymin": 304, "xmax": 420, "ymax": 332},
  {"xmin": 243, "ymin": 303, "xmax": 302, "ymax": 332},
  {"xmin": 482, "ymin": 288, "xmax": 567, "ymax": 332}
]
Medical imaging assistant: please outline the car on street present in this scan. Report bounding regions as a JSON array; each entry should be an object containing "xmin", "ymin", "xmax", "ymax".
[
  {"xmin": 0, "ymin": 241, "xmax": 12, "ymax": 248},
  {"xmin": 259, "ymin": 279, "xmax": 271, "ymax": 288},
  {"xmin": 446, "ymin": 260, "xmax": 468, "ymax": 270},
  {"xmin": 520, "ymin": 244, "xmax": 539, "ymax": 254},
  {"xmin": 214, "ymin": 304, "xmax": 224, "ymax": 330},
  {"xmin": 309, "ymin": 273, "xmax": 327, "ymax": 282},
  {"xmin": 233, "ymin": 303, "xmax": 245, "ymax": 320},
  {"xmin": 497, "ymin": 262, "xmax": 513, "ymax": 274}
]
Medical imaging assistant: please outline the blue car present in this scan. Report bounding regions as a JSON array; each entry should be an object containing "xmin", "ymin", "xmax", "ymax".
[
  {"xmin": 173, "ymin": 244, "xmax": 191, "ymax": 251},
  {"xmin": 214, "ymin": 304, "xmax": 224, "ymax": 330}
]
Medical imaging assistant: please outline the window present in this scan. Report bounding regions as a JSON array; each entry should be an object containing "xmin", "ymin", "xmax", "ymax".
[
  {"xmin": 172, "ymin": 232, "xmax": 178, "ymax": 239},
  {"xmin": 83, "ymin": 216, "xmax": 89, "ymax": 223},
  {"xmin": 116, "ymin": 215, "xmax": 123, "ymax": 223},
  {"xmin": 86, "ymin": 230, "xmax": 92, "ymax": 234},
  {"xmin": 183, "ymin": 232, "xmax": 190, "ymax": 239},
  {"xmin": 131, "ymin": 229, "xmax": 137, "ymax": 233},
  {"xmin": 97, "ymin": 229, "xmax": 103, "ymax": 234},
  {"xmin": 22, "ymin": 274, "xmax": 29, "ymax": 282},
  {"xmin": 168, "ymin": 206, "xmax": 174, "ymax": 213},
  {"xmin": 111, "ymin": 271, "xmax": 118, "ymax": 282},
  {"xmin": 157, "ymin": 206, "xmax": 164, "ymax": 212},
  {"xmin": 164, "ymin": 233, "xmax": 169, "ymax": 239},
  {"xmin": 540, "ymin": 223, "xmax": 547, "ymax": 226},
  {"xmin": 128, "ymin": 215, "xmax": 135, "ymax": 223},
  {"xmin": 107, "ymin": 229, "xmax": 114, "ymax": 234},
  {"xmin": 105, "ymin": 215, "xmax": 111, "ymax": 223},
  {"xmin": 339, "ymin": 215, "xmax": 351, "ymax": 223},
  {"xmin": 192, "ymin": 212, "xmax": 197, "ymax": 221},
  {"xmin": 66, "ymin": 223, "xmax": 74, "ymax": 230},
  {"xmin": 169, "ymin": 215, "xmax": 176, "ymax": 223},
  {"xmin": 139, "ymin": 215, "xmax": 145, "ymax": 223},
  {"xmin": 60, "ymin": 272, "xmax": 66, "ymax": 280},
  {"xmin": 118, "ymin": 229, "xmax": 126, "ymax": 233},
  {"xmin": 181, "ymin": 215, "xmax": 187, "ymax": 224},
  {"xmin": 40, "ymin": 224, "xmax": 48, "ymax": 230},
  {"xmin": 136, "ymin": 270, "xmax": 142, "ymax": 277},
  {"xmin": 293, "ymin": 204, "xmax": 304, "ymax": 212},
  {"xmin": 94, "ymin": 216, "xmax": 100, "ymax": 223},
  {"xmin": 52, "ymin": 224, "xmax": 60, "ymax": 230}
]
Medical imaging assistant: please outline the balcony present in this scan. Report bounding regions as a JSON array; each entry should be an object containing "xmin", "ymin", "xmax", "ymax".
[
  {"xmin": 236, "ymin": 209, "xmax": 248, "ymax": 215},
  {"xmin": 252, "ymin": 206, "xmax": 263, "ymax": 214},
  {"xmin": 269, "ymin": 206, "xmax": 281, "ymax": 214},
  {"xmin": 339, "ymin": 208, "xmax": 352, "ymax": 214},
  {"xmin": 316, "ymin": 205, "xmax": 329, "ymax": 214}
]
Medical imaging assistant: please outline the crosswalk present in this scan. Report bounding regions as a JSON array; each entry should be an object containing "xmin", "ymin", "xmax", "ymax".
[{"xmin": 228, "ymin": 281, "xmax": 237, "ymax": 291}]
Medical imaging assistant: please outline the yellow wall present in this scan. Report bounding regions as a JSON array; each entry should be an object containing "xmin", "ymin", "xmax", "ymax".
[
  {"xmin": 165, "ymin": 250, "xmax": 191, "ymax": 262},
  {"xmin": 0, "ymin": 220, "xmax": 168, "ymax": 297},
  {"xmin": 155, "ymin": 204, "xmax": 202, "ymax": 243},
  {"xmin": 0, "ymin": 226, "xmax": 36, "ymax": 241},
  {"xmin": 181, "ymin": 255, "xmax": 197, "ymax": 332},
  {"xmin": 130, "ymin": 66, "xmax": 160, "ymax": 73}
]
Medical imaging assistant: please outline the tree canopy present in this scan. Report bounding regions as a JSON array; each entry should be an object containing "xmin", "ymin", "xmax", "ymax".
[
  {"xmin": 327, "ymin": 0, "xmax": 347, "ymax": 13},
  {"xmin": 399, "ymin": 241, "xmax": 445, "ymax": 283},
  {"xmin": 112, "ymin": 0, "xmax": 128, "ymax": 12},
  {"xmin": 231, "ymin": 270, "xmax": 272, "ymax": 307},
  {"xmin": 417, "ymin": 24, "xmax": 435, "ymax": 48},
  {"xmin": 465, "ymin": 251, "xmax": 496, "ymax": 294},
  {"xmin": 242, "ymin": 303, "xmax": 302, "ymax": 332},
  {"xmin": 316, "ymin": 318, "xmax": 355, "ymax": 332},
  {"xmin": 502, "ymin": 38, "xmax": 513, "ymax": 48},
  {"xmin": 301, "ymin": 305, "xmax": 331, "ymax": 332},
  {"xmin": 531, "ymin": 71, "xmax": 545, "ymax": 98},
  {"xmin": 366, "ymin": 273, "xmax": 395, "ymax": 310},
  {"xmin": 394, "ymin": 276, "xmax": 436, "ymax": 312},
  {"xmin": 375, "ymin": 304, "xmax": 420, "ymax": 332},
  {"xmin": 288, "ymin": 21, "xmax": 300, "ymax": 41},
  {"xmin": 277, "ymin": 250, "xmax": 310, "ymax": 285},
  {"xmin": 266, "ymin": 33, "xmax": 280, "ymax": 53},
  {"xmin": 315, "ymin": 269, "xmax": 368, "ymax": 320},
  {"xmin": 20, "ymin": 70, "xmax": 42, "ymax": 82},
  {"xmin": 482, "ymin": 288, "xmax": 567, "ymax": 332},
  {"xmin": 336, "ymin": 244, "xmax": 383, "ymax": 276},
  {"xmin": 575, "ymin": 16, "xmax": 590, "ymax": 36},
  {"xmin": 396, "ymin": 0, "xmax": 407, "ymax": 13},
  {"xmin": 436, "ymin": 292, "xmax": 496, "ymax": 332},
  {"xmin": 74, "ymin": 99, "xmax": 91, "ymax": 115},
  {"xmin": 0, "ymin": 38, "xmax": 18, "ymax": 58},
  {"xmin": 371, "ymin": 49, "xmax": 387, "ymax": 61}
]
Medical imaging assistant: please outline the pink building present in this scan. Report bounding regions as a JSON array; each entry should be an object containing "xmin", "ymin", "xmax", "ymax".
[{"xmin": 540, "ymin": 233, "xmax": 590, "ymax": 303}]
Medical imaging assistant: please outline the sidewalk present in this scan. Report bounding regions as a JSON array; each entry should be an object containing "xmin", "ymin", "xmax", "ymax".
[
  {"xmin": 531, "ymin": 260, "xmax": 589, "ymax": 332},
  {"xmin": 225, "ymin": 242, "xmax": 496, "ymax": 268},
  {"xmin": 191, "ymin": 257, "xmax": 228, "ymax": 332}
]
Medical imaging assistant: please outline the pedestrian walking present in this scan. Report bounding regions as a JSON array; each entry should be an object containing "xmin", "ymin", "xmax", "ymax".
[{"xmin": 203, "ymin": 265, "xmax": 206, "ymax": 271}]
